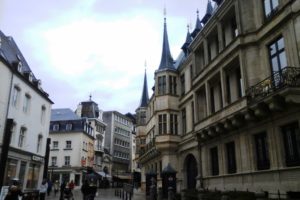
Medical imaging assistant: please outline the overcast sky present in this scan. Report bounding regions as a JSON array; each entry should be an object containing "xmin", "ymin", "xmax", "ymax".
[{"xmin": 0, "ymin": 0, "xmax": 208, "ymax": 114}]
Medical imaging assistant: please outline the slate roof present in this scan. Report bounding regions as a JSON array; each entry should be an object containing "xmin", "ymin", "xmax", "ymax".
[
  {"xmin": 0, "ymin": 30, "xmax": 36, "ymax": 79},
  {"xmin": 191, "ymin": 10, "xmax": 203, "ymax": 38},
  {"xmin": 138, "ymin": 70, "xmax": 149, "ymax": 108},
  {"xmin": 51, "ymin": 108, "xmax": 80, "ymax": 121},
  {"xmin": 158, "ymin": 17, "xmax": 174, "ymax": 70},
  {"xmin": 0, "ymin": 30, "xmax": 52, "ymax": 103},
  {"xmin": 181, "ymin": 27, "xmax": 193, "ymax": 56},
  {"xmin": 201, "ymin": 0, "xmax": 214, "ymax": 24}
]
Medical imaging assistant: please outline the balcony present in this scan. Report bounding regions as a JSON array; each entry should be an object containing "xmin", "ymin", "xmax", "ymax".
[
  {"xmin": 94, "ymin": 146, "xmax": 104, "ymax": 153},
  {"xmin": 195, "ymin": 67, "xmax": 300, "ymax": 143},
  {"xmin": 246, "ymin": 67, "xmax": 300, "ymax": 104}
]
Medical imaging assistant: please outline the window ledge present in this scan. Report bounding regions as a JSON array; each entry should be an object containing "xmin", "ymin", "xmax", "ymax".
[
  {"xmin": 63, "ymin": 148, "xmax": 73, "ymax": 150},
  {"xmin": 50, "ymin": 149, "xmax": 59, "ymax": 151}
]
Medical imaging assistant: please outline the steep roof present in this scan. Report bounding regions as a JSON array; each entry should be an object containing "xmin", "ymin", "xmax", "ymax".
[
  {"xmin": 191, "ymin": 10, "xmax": 203, "ymax": 38},
  {"xmin": 181, "ymin": 26, "xmax": 193, "ymax": 56},
  {"xmin": 0, "ymin": 30, "xmax": 36, "ymax": 79},
  {"xmin": 158, "ymin": 17, "xmax": 174, "ymax": 70},
  {"xmin": 51, "ymin": 108, "xmax": 80, "ymax": 121},
  {"xmin": 201, "ymin": 0, "xmax": 214, "ymax": 24},
  {"xmin": 139, "ymin": 69, "xmax": 149, "ymax": 108}
]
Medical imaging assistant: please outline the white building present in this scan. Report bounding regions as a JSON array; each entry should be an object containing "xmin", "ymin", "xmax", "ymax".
[
  {"xmin": 0, "ymin": 30, "xmax": 53, "ymax": 191},
  {"xmin": 49, "ymin": 108, "xmax": 94, "ymax": 187}
]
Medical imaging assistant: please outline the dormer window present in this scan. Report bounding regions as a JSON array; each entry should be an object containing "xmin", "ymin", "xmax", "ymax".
[
  {"xmin": 53, "ymin": 124, "xmax": 59, "ymax": 131},
  {"xmin": 37, "ymin": 80, "xmax": 42, "ymax": 89},
  {"xmin": 17, "ymin": 61, "xmax": 22, "ymax": 73},
  {"xmin": 66, "ymin": 123, "xmax": 72, "ymax": 131},
  {"xmin": 29, "ymin": 73, "xmax": 33, "ymax": 82}
]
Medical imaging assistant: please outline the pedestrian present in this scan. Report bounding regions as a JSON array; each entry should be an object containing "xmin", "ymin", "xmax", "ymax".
[
  {"xmin": 4, "ymin": 178, "xmax": 23, "ymax": 200},
  {"xmin": 60, "ymin": 180, "xmax": 66, "ymax": 200},
  {"xmin": 54, "ymin": 180, "xmax": 59, "ymax": 197},
  {"xmin": 47, "ymin": 179, "xmax": 53, "ymax": 196},
  {"xmin": 68, "ymin": 180, "xmax": 75, "ymax": 190},
  {"xmin": 39, "ymin": 179, "xmax": 48, "ymax": 200},
  {"xmin": 84, "ymin": 167, "xmax": 98, "ymax": 200},
  {"xmin": 80, "ymin": 180, "xmax": 89, "ymax": 200}
]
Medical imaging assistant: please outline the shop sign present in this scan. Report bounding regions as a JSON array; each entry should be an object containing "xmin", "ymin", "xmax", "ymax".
[{"xmin": 32, "ymin": 155, "xmax": 44, "ymax": 163}]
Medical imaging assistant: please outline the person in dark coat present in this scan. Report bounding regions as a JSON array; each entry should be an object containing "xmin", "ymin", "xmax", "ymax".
[
  {"xmin": 80, "ymin": 180, "xmax": 89, "ymax": 200},
  {"xmin": 59, "ymin": 180, "xmax": 66, "ymax": 200},
  {"xmin": 4, "ymin": 179, "xmax": 23, "ymax": 200},
  {"xmin": 83, "ymin": 167, "xmax": 98, "ymax": 200}
]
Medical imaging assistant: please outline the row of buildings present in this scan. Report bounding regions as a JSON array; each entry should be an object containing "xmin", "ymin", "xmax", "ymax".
[
  {"xmin": 0, "ymin": 30, "xmax": 138, "ymax": 191},
  {"xmin": 135, "ymin": 0, "xmax": 300, "ymax": 198},
  {"xmin": 48, "ymin": 100, "xmax": 137, "ymax": 187}
]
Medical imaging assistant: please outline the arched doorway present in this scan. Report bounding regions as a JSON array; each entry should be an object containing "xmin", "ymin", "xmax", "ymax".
[{"xmin": 185, "ymin": 154, "xmax": 198, "ymax": 189}]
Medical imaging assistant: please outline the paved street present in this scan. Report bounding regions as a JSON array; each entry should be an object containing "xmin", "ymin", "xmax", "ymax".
[{"xmin": 46, "ymin": 188, "xmax": 145, "ymax": 200}]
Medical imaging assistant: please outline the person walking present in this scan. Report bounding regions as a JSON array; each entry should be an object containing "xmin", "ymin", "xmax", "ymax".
[
  {"xmin": 4, "ymin": 179, "xmax": 23, "ymax": 200},
  {"xmin": 60, "ymin": 180, "xmax": 66, "ymax": 200},
  {"xmin": 39, "ymin": 179, "xmax": 48, "ymax": 200},
  {"xmin": 84, "ymin": 167, "xmax": 98, "ymax": 200},
  {"xmin": 80, "ymin": 180, "xmax": 89, "ymax": 200},
  {"xmin": 54, "ymin": 180, "xmax": 59, "ymax": 197},
  {"xmin": 47, "ymin": 179, "xmax": 53, "ymax": 196}
]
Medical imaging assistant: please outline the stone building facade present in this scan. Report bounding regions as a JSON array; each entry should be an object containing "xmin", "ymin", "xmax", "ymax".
[{"xmin": 135, "ymin": 0, "xmax": 300, "ymax": 198}]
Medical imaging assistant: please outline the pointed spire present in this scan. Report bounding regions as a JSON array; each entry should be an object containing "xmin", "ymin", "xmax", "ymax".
[
  {"xmin": 202, "ymin": 0, "xmax": 214, "ymax": 24},
  {"xmin": 139, "ymin": 68, "xmax": 149, "ymax": 108},
  {"xmin": 181, "ymin": 25, "xmax": 193, "ymax": 56},
  {"xmin": 191, "ymin": 9, "xmax": 203, "ymax": 38},
  {"xmin": 158, "ymin": 8, "xmax": 174, "ymax": 70}
]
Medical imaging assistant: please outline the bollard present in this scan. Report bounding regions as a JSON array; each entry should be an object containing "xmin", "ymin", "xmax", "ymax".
[
  {"xmin": 157, "ymin": 187, "xmax": 163, "ymax": 200},
  {"xmin": 181, "ymin": 190, "xmax": 186, "ymax": 200},
  {"xmin": 168, "ymin": 187, "xmax": 174, "ymax": 200}
]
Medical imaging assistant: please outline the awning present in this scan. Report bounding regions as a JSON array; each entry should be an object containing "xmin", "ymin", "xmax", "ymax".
[
  {"xmin": 97, "ymin": 171, "xmax": 111, "ymax": 178},
  {"xmin": 113, "ymin": 175, "xmax": 132, "ymax": 180}
]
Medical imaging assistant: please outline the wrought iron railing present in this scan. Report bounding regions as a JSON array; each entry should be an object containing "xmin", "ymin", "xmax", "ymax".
[{"xmin": 246, "ymin": 67, "xmax": 300, "ymax": 103}]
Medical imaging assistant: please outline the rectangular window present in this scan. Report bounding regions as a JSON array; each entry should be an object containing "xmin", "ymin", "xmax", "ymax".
[
  {"xmin": 23, "ymin": 94, "xmax": 31, "ymax": 113},
  {"xmin": 269, "ymin": 36, "xmax": 287, "ymax": 83},
  {"xmin": 51, "ymin": 156, "xmax": 57, "ymax": 166},
  {"xmin": 264, "ymin": 0, "xmax": 279, "ymax": 18},
  {"xmin": 170, "ymin": 114, "xmax": 178, "ymax": 135},
  {"xmin": 158, "ymin": 76, "xmax": 166, "ymax": 95},
  {"xmin": 41, "ymin": 106, "xmax": 46, "ymax": 124},
  {"xmin": 53, "ymin": 124, "xmax": 59, "ymax": 131},
  {"xmin": 210, "ymin": 86, "xmax": 215, "ymax": 113},
  {"xmin": 281, "ymin": 122, "xmax": 300, "ymax": 167},
  {"xmin": 66, "ymin": 123, "xmax": 72, "ymax": 131},
  {"xmin": 169, "ymin": 76, "xmax": 177, "ymax": 95},
  {"xmin": 182, "ymin": 108, "xmax": 187, "ymax": 134},
  {"xmin": 53, "ymin": 141, "xmax": 58, "ymax": 149},
  {"xmin": 64, "ymin": 156, "xmax": 70, "ymax": 166},
  {"xmin": 180, "ymin": 74, "xmax": 185, "ymax": 95},
  {"xmin": 254, "ymin": 132, "xmax": 270, "ymax": 170},
  {"xmin": 158, "ymin": 114, "xmax": 167, "ymax": 134},
  {"xmin": 26, "ymin": 164, "xmax": 40, "ymax": 189},
  {"xmin": 66, "ymin": 141, "xmax": 72, "ymax": 149},
  {"xmin": 226, "ymin": 141, "xmax": 237, "ymax": 174},
  {"xmin": 210, "ymin": 147, "xmax": 219, "ymax": 176},
  {"xmin": 226, "ymin": 74, "xmax": 231, "ymax": 103},
  {"xmin": 37, "ymin": 135, "xmax": 43, "ymax": 153},
  {"xmin": 12, "ymin": 86, "xmax": 20, "ymax": 107},
  {"xmin": 18, "ymin": 127, "xmax": 26, "ymax": 147}
]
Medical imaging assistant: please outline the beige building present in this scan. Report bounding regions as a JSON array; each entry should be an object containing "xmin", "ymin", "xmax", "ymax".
[{"xmin": 136, "ymin": 0, "xmax": 300, "ymax": 198}]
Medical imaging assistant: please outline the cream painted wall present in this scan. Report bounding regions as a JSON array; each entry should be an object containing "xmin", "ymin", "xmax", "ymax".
[
  {"xmin": 0, "ymin": 62, "xmax": 11, "ymax": 141},
  {"xmin": 8, "ymin": 75, "xmax": 51, "ymax": 156}
]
